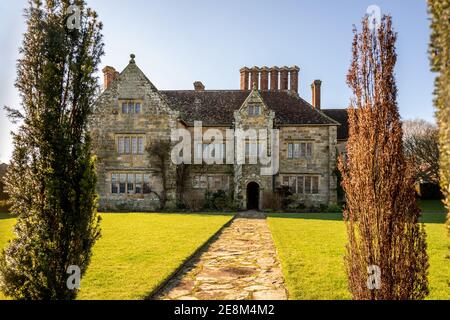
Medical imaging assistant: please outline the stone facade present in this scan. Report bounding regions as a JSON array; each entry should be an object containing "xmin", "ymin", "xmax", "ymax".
[
  {"xmin": 91, "ymin": 56, "xmax": 179, "ymax": 211},
  {"xmin": 91, "ymin": 56, "xmax": 347, "ymax": 211}
]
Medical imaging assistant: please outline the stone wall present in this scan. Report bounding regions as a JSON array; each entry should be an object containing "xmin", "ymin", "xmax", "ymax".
[
  {"xmin": 277, "ymin": 125, "xmax": 338, "ymax": 206},
  {"xmin": 91, "ymin": 60, "xmax": 179, "ymax": 211}
]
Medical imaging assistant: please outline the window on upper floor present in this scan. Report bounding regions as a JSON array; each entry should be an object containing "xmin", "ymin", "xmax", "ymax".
[
  {"xmin": 195, "ymin": 143, "xmax": 225, "ymax": 161},
  {"xmin": 282, "ymin": 175, "xmax": 319, "ymax": 194},
  {"xmin": 245, "ymin": 142, "xmax": 259, "ymax": 157},
  {"xmin": 248, "ymin": 105, "xmax": 261, "ymax": 116},
  {"xmin": 120, "ymin": 101, "xmax": 141, "ymax": 114},
  {"xmin": 287, "ymin": 142, "xmax": 313, "ymax": 159},
  {"xmin": 117, "ymin": 135, "xmax": 145, "ymax": 155}
]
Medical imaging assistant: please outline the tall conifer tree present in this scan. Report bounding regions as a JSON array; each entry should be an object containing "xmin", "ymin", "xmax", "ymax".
[{"xmin": 0, "ymin": 0, "xmax": 103, "ymax": 299}]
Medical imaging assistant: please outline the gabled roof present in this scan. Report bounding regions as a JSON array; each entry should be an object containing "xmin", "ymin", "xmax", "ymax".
[
  {"xmin": 322, "ymin": 109, "xmax": 349, "ymax": 140},
  {"xmin": 160, "ymin": 90, "xmax": 339, "ymax": 126}
]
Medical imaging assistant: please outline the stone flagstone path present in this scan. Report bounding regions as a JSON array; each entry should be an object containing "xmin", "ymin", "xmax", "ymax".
[{"xmin": 156, "ymin": 211, "xmax": 288, "ymax": 300}]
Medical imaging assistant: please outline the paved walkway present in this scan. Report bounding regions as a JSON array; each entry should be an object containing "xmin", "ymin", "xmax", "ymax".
[{"xmin": 156, "ymin": 211, "xmax": 288, "ymax": 300}]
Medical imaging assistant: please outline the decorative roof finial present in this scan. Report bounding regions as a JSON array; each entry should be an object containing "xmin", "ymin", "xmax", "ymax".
[
  {"xmin": 130, "ymin": 54, "xmax": 136, "ymax": 64},
  {"xmin": 252, "ymin": 82, "xmax": 257, "ymax": 91}
]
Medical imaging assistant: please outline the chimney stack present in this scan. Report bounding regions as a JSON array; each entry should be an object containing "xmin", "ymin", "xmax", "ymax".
[
  {"xmin": 194, "ymin": 81, "xmax": 205, "ymax": 91},
  {"xmin": 239, "ymin": 65, "xmax": 300, "ymax": 92},
  {"xmin": 260, "ymin": 66, "xmax": 269, "ymax": 91},
  {"xmin": 280, "ymin": 67, "xmax": 289, "ymax": 91},
  {"xmin": 250, "ymin": 67, "xmax": 260, "ymax": 89},
  {"xmin": 102, "ymin": 66, "xmax": 119, "ymax": 90},
  {"xmin": 311, "ymin": 80, "xmax": 322, "ymax": 109},
  {"xmin": 240, "ymin": 67, "xmax": 250, "ymax": 90},
  {"xmin": 290, "ymin": 66, "xmax": 300, "ymax": 93},
  {"xmin": 270, "ymin": 67, "xmax": 279, "ymax": 91}
]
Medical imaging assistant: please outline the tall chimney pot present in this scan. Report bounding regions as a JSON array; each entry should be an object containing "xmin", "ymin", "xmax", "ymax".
[
  {"xmin": 289, "ymin": 66, "xmax": 300, "ymax": 93},
  {"xmin": 102, "ymin": 66, "xmax": 118, "ymax": 90},
  {"xmin": 240, "ymin": 67, "xmax": 250, "ymax": 90},
  {"xmin": 311, "ymin": 80, "xmax": 322, "ymax": 109},
  {"xmin": 250, "ymin": 67, "xmax": 260, "ymax": 90},
  {"xmin": 260, "ymin": 66, "xmax": 269, "ymax": 91},
  {"xmin": 270, "ymin": 67, "xmax": 279, "ymax": 91},
  {"xmin": 280, "ymin": 67, "xmax": 289, "ymax": 91}
]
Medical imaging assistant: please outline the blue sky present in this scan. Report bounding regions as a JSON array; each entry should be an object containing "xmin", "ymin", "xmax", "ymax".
[{"xmin": 0, "ymin": 0, "xmax": 436, "ymax": 163}]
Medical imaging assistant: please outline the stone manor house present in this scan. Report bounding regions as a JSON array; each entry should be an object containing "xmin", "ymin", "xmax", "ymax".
[{"xmin": 91, "ymin": 54, "xmax": 348, "ymax": 211}]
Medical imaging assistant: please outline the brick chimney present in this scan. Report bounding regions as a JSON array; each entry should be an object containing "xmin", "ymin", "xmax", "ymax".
[
  {"xmin": 270, "ymin": 67, "xmax": 279, "ymax": 91},
  {"xmin": 250, "ymin": 67, "xmax": 260, "ymax": 89},
  {"xmin": 260, "ymin": 66, "xmax": 269, "ymax": 91},
  {"xmin": 290, "ymin": 66, "xmax": 300, "ymax": 93},
  {"xmin": 279, "ymin": 67, "xmax": 289, "ymax": 91},
  {"xmin": 311, "ymin": 80, "xmax": 322, "ymax": 109},
  {"xmin": 240, "ymin": 67, "xmax": 250, "ymax": 90},
  {"xmin": 102, "ymin": 66, "xmax": 119, "ymax": 90},
  {"xmin": 194, "ymin": 81, "xmax": 205, "ymax": 91},
  {"xmin": 239, "ymin": 65, "xmax": 300, "ymax": 92}
]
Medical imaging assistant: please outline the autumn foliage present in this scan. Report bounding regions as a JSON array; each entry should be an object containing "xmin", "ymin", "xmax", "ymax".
[{"xmin": 339, "ymin": 16, "xmax": 429, "ymax": 300}]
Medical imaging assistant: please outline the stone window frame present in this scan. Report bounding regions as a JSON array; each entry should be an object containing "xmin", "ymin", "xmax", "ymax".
[
  {"xmin": 287, "ymin": 141, "xmax": 313, "ymax": 159},
  {"xmin": 117, "ymin": 135, "xmax": 145, "ymax": 155},
  {"xmin": 195, "ymin": 143, "xmax": 226, "ymax": 160},
  {"xmin": 245, "ymin": 141, "xmax": 259, "ymax": 157},
  {"xmin": 282, "ymin": 175, "xmax": 320, "ymax": 194},
  {"xmin": 248, "ymin": 105, "xmax": 261, "ymax": 117},
  {"xmin": 119, "ymin": 100, "xmax": 143, "ymax": 114},
  {"xmin": 192, "ymin": 174, "xmax": 230, "ymax": 191},
  {"xmin": 110, "ymin": 172, "xmax": 152, "ymax": 195}
]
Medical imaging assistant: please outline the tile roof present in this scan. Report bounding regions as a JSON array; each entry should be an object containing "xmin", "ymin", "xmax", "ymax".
[
  {"xmin": 160, "ymin": 90, "xmax": 339, "ymax": 126},
  {"xmin": 322, "ymin": 109, "xmax": 349, "ymax": 140}
]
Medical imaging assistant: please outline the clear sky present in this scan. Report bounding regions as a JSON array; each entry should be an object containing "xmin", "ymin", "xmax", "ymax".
[{"xmin": 0, "ymin": 0, "xmax": 436, "ymax": 163}]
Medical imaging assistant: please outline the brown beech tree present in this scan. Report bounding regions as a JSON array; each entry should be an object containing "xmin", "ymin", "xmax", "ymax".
[{"xmin": 339, "ymin": 16, "xmax": 429, "ymax": 300}]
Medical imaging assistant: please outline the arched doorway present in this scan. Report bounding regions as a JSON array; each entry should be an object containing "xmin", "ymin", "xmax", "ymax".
[{"xmin": 246, "ymin": 182, "xmax": 260, "ymax": 210}]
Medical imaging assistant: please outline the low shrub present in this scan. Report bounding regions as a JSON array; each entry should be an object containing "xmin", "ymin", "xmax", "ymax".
[
  {"xmin": 183, "ymin": 194, "xmax": 205, "ymax": 212},
  {"xmin": 0, "ymin": 200, "xmax": 10, "ymax": 212},
  {"xmin": 203, "ymin": 190, "xmax": 237, "ymax": 211},
  {"xmin": 325, "ymin": 203, "xmax": 343, "ymax": 213}
]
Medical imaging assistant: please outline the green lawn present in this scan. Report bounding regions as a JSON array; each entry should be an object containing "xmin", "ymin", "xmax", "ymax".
[
  {"xmin": 0, "ymin": 204, "xmax": 448, "ymax": 300},
  {"xmin": 419, "ymin": 199, "xmax": 447, "ymax": 213},
  {"xmin": 0, "ymin": 212, "xmax": 232, "ymax": 300},
  {"xmin": 268, "ymin": 212, "xmax": 449, "ymax": 300}
]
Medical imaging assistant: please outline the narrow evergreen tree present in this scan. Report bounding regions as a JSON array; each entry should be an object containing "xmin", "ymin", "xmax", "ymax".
[
  {"xmin": 339, "ymin": 16, "xmax": 429, "ymax": 300},
  {"xmin": 428, "ymin": 0, "xmax": 450, "ymax": 236},
  {"xmin": 0, "ymin": 0, "xmax": 103, "ymax": 300}
]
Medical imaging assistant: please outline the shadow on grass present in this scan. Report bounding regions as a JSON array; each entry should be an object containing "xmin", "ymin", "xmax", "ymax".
[
  {"xmin": 98, "ymin": 211, "xmax": 236, "ymax": 218},
  {"xmin": 0, "ymin": 212, "xmax": 14, "ymax": 220},
  {"xmin": 267, "ymin": 212, "xmax": 447, "ymax": 224},
  {"xmin": 1, "ymin": 211, "xmax": 236, "ymax": 221}
]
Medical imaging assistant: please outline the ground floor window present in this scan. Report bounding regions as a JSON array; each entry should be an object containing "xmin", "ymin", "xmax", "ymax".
[
  {"xmin": 111, "ymin": 173, "xmax": 152, "ymax": 194},
  {"xmin": 192, "ymin": 175, "xmax": 230, "ymax": 191},
  {"xmin": 283, "ymin": 175, "xmax": 319, "ymax": 194}
]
